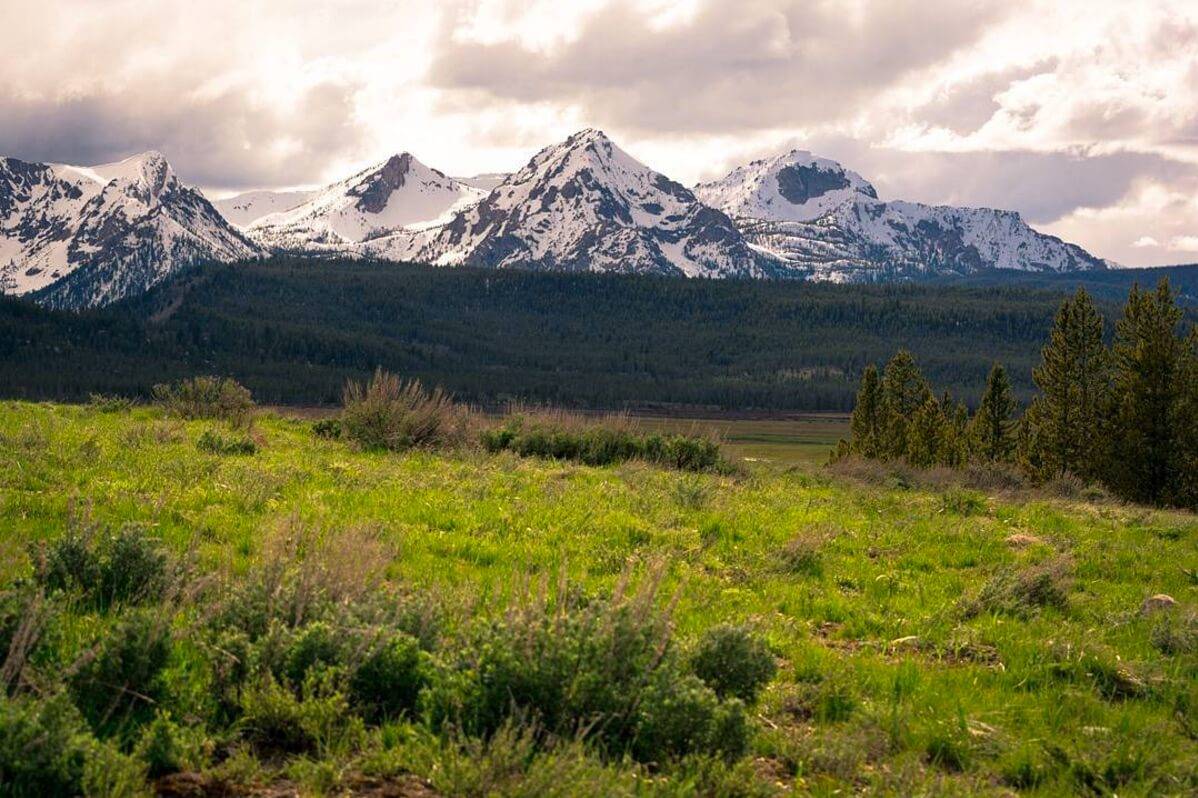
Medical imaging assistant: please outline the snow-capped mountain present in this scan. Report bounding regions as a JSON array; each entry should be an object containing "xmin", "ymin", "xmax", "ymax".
[
  {"xmin": 213, "ymin": 189, "xmax": 316, "ymax": 227},
  {"xmin": 417, "ymin": 129, "xmax": 763, "ymax": 277},
  {"xmin": 453, "ymin": 173, "xmax": 509, "ymax": 192},
  {"xmin": 240, "ymin": 153, "xmax": 486, "ymax": 256},
  {"xmin": 0, "ymin": 152, "xmax": 261, "ymax": 308},
  {"xmin": 695, "ymin": 150, "xmax": 1105, "ymax": 281}
]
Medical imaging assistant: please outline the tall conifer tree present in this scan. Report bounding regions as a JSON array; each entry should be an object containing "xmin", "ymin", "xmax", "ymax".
[
  {"xmin": 969, "ymin": 363, "xmax": 1016, "ymax": 462},
  {"xmin": 1021, "ymin": 288, "xmax": 1110, "ymax": 480},
  {"xmin": 879, "ymin": 350, "xmax": 932, "ymax": 459},
  {"xmin": 1108, "ymin": 280, "xmax": 1184, "ymax": 504},
  {"xmin": 1172, "ymin": 327, "xmax": 1198, "ymax": 508},
  {"xmin": 849, "ymin": 364, "xmax": 883, "ymax": 458}
]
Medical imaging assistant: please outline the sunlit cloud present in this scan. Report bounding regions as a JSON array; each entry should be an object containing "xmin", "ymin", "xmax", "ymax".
[{"xmin": 0, "ymin": 0, "xmax": 1195, "ymax": 265}]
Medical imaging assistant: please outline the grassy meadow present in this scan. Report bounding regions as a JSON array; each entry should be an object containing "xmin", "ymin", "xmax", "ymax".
[{"xmin": 1, "ymin": 399, "xmax": 1196, "ymax": 796}]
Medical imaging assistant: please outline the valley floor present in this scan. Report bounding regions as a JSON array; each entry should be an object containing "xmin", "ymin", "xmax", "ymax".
[{"xmin": 1, "ymin": 401, "xmax": 1196, "ymax": 796}]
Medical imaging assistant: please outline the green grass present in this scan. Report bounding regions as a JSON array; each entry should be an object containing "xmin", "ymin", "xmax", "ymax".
[{"xmin": 1, "ymin": 400, "xmax": 1196, "ymax": 796}]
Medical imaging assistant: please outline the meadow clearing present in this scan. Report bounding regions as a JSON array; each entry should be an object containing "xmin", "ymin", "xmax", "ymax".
[{"xmin": 0, "ymin": 398, "xmax": 1195, "ymax": 796}]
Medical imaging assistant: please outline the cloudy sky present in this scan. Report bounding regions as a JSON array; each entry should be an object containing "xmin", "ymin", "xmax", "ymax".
[{"xmin": 2, "ymin": 0, "xmax": 1195, "ymax": 266}]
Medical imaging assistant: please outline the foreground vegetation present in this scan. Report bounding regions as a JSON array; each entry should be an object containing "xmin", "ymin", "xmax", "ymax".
[{"xmin": 1, "ymin": 389, "xmax": 1196, "ymax": 796}]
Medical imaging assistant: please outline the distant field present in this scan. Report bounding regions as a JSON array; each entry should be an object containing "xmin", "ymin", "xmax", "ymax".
[{"xmin": 630, "ymin": 414, "xmax": 849, "ymax": 468}]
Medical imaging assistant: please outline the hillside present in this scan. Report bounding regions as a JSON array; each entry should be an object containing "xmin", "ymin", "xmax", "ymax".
[
  {"xmin": 0, "ymin": 400, "xmax": 1194, "ymax": 795},
  {"xmin": 5, "ymin": 258, "xmax": 1179, "ymax": 411}
]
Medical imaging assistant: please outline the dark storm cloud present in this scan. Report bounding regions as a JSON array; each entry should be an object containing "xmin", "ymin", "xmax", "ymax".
[
  {"xmin": 0, "ymin": 82, "xmax": 365, "ymax": 188},
  {"xmin": 429, "ymin": 0, "xmax": 1011, "ymax": 134}
]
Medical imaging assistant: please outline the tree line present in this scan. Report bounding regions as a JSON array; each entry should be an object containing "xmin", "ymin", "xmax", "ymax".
[{"xmin": 842, "ymin": 280, "xmax": 1198, "ymax": 509}]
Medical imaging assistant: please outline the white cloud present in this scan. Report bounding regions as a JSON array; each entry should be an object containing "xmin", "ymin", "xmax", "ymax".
[{"xmin": 0, "ymin": 0, "xmax": 1195, "ymax": 265}]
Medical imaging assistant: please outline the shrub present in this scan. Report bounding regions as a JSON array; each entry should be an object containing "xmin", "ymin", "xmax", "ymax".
[
  {"xmin": 239, "ymin": 671, "xmax": 358, "ymax": 757},
  {"xmin": 152, "ymin": 376, "xmax": 255, "ymax": 428},
  {"xmin": 197, "ymin": 429, "xmax": 257, "ymax": 455},
  {"xmin": 0, "ymin": 694, "xmax": 147, "ymax": 798},
  {"xmin": 33, "ymin": 529, "xmax": 101, "ymax": 596},
  {"xmin": 482, "ymin": 416, "xmax": 729, "ymax": 473},
  {"xmin": 87, "ymin": 393, "xmax": 134, "ymax": 413},
  {"xmin": 777, "ymin": 532, "xmax": 824, "ymax": 576},
  {"xmin": 962, "ymin": 558, "xmax": 1072, "ymax": 618},
  {"xmin": 341, "ymin": 369, "xmax": 467, "ymax": 451},
  {"xmin": 97, "ymin": 527, "xmax": 168, "ymax": 608},
  {"xmin": 940, "ymin": 488, "xmax": 987, "ymax": 516},
  {"xmin": 690, "ymin": 625, "xmax": 776, "ymax": 704},
  {"xmin": 134, "ymin": 712, "xmax": 189, "ymax": 778},
  {"xmin": 631, "ymin": 673, "xmax": 749, "ymax": 763},
  {"xmin": 284, "ymin": 621, "xmax": 345, "ymax": 686},
  {"xmin": 70, "ymin": 610, "xmax": 172, "ymax": 736},
  {"xmin": 312, "ymin": 417, "xmax": 342, "ymax": 439},
  {"xmin": 1150, "ymin": 611, "xmax": 1197, "ymax": 656},
  {"xmin": 0, "ymin": 695, "xmax": 89, "ymax": 796},
  {"xmin": 33, "ymin": 526, "xmax": 167, "ymax": 609},
  {"xmin": 425, "ymin": 576, "xmax": 750, "ymax": 763},
  {"xmin": 349, "ymin": 632, "xmax": 432, "ymax": 723}
]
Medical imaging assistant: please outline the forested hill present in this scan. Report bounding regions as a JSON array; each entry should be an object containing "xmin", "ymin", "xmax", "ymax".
[{"xmin": 3, "ymin": 258, "xmax": 1194, "ymax": 411}]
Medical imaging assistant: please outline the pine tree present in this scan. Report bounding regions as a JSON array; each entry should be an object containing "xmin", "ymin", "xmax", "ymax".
[
  {"xmin": 940, "ymin": 398, "xmax": 970, "ymax": 468},
  {"xmin": 906, "ymin": 395, "xmax": 947, "ymax": 468},
  {"xmin": 849, "ymin": 364, "xmax": 883, "ymax": 458},
  {"xmin": 1023, "ymin": 288, "xmax": 1110, "ymax": 480},
  {"xmin": 1107, "ymin": 280, "xmax": 1184, "ymax": 505},
  {"xmin": 969, "ymin": 363, "xmax": 1016, "ymax": 462},
  {"xmin": 878, "ymin": 350, "xmax": 932, "ymax": 460},
  {"xmin": 1172, "ymin": 327, "xmax": 1198, "ymax": 509}
]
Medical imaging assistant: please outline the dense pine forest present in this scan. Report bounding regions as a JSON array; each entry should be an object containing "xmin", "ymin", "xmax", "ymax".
[{"xmin": 3, "ymin": 258, "xmax": 1196, "ymax": 411}]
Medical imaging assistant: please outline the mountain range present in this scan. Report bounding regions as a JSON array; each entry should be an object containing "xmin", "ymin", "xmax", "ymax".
[{"xmin": 3, "ymin": 129, "xmax": 1110, "ymax": 309}]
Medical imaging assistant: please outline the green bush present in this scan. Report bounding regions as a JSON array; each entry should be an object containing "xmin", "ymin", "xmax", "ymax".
[
  {"xmin": 284, "ymin": 622, "xmax": 345, "ymax": 686},
  {"xmin": 340, "ymin": 369, "xmax": 467, "ymax": 452},
  {"xmin": 312, "ymin": 417, "xmax": 342, "ymax": 439},
  {"xmin": 152, "ymin": 376, "xmax": 255, "ymax": 428},
  {"xmin": 196, "ymin": 429, "xmax": 257, "ymax": 455},
  {"xmin": 0, "ymin": 695, "xmax": 146, "ymax": 798},
  {"xmin": 690, "ymin": 625, "xmax": 776, "ymax": 704},
  {"xmin": 239, "ymin": 671, "xmax": 358, "ymax": 757},
  {"xmin": 97, "ymin": 527, "xmax": 168, "ymax": 608},
  {"xmin": 33, "ymin": 529, "xmax": 101, "ymax": 596},
  {"xmin": 424, "ymin": 585, "xmax": 750, "ymax": 763},
  {"xmin": 134, "ymin": 712, "xmax": 189, "ymax": 778},
  {"xmin": 70, "ymin": 610, "xmax": 171, "ymax": 736},
  {"xmin": 482, "ymin": 418, "xmax": 728, "ymax": 473},
  {"xmin": 87, "ymin": 393, "xmax": 134, "ymax": 413},
  {"xmin": 349, "ymin": 632, "xmax": 432, "ymax": 723},
  {"xmin": 631, "ymin": 673, "xmax": 749, "ymax": 763},
  {"xmin": 33, "ymin": 526, "xmax": 167, "ymax": 609}
]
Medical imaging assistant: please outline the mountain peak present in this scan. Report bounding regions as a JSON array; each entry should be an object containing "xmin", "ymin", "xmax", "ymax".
[{"xmin": 566, "ymin": 127, "xmax": 610, "ymax": 144}]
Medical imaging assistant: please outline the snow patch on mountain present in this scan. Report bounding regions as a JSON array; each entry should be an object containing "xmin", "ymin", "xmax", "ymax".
[{"xmin": 214, "ymin": 189, "xmax": 317, "ymax": 227}]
